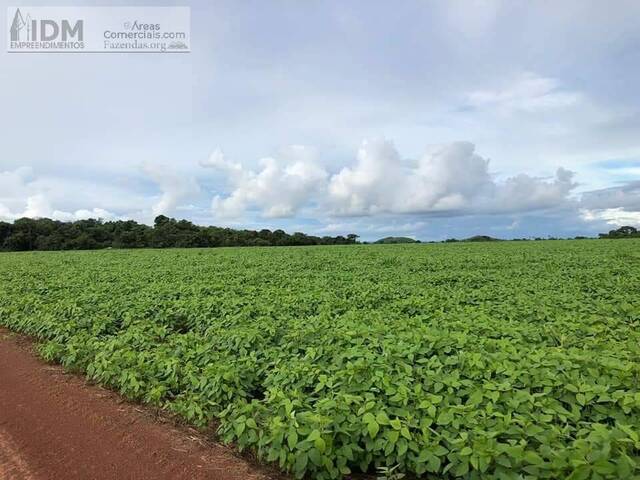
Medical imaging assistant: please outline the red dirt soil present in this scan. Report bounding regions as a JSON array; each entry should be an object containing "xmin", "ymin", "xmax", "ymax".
[{"xmin": 0, "ymin": 330, "xmax": 277, "ymax": 480}]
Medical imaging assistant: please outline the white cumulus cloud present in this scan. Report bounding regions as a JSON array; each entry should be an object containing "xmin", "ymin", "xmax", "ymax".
[
  {"xmin": 143, "ymin": 164, "xmax": 200, "ymax": 218},
  {"xmin": 0, "ymin": 168, "xmax": 121, "ymax": 222},
  {"xmin": 204, "ymin": 146, "xmax": 328, "ymax": 219},
  {"xmin": 580, "ymin": 207, "xmax": 640, "ymax": 227},
  {"xmin": 205, "ymin": 139, "xmax": 579, "ymax": 220},
  {"xmin": 578, "ymin": 181, "xmax": 640, "ymax": 227},
  {"xmin": 0, "ymin": 192, "xmax": 120, "ymax": 222},
  {"xmin": 484, "ymin": 167, "xmax": 577, "ymax": 213},
  {"xmin": 328, "ymin": 140, "xmax": 494, "ymax": 215}
]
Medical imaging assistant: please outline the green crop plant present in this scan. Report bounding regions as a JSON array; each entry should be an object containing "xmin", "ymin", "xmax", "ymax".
[{"xmin": 1, "ymin": 240, "xmax": 639, "ymax": 479}]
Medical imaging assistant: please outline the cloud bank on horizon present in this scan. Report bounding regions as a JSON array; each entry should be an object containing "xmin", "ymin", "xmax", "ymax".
[
  {"xmin": 3, "ymin": 140, "xmax": 640, "ymax": 239},
  {"xmin": 203, "ymin": 140, "xmax": 579, "ymax": 219},
  {"xmin": 1, "ymin": 0, "xmax": 640, "ymax": 240}
]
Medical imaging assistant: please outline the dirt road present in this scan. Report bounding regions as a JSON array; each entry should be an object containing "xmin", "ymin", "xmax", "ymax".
[{"xmin": 0, "ymin": 330, "xmax": 275, "ymax": 480}]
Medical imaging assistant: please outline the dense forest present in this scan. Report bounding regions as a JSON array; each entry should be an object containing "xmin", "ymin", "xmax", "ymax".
[{"xmin": 0, "ymin": 215, "xmax": 358, "ymax": 251}]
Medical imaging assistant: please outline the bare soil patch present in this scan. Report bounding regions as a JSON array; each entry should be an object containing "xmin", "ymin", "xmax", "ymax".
[{"xmin": 0, "ymin": 329, "xmax": 279, "ymax": 480}]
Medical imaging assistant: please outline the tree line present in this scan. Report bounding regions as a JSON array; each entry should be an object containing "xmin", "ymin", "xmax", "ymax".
[
  {"xmin": 0, "ymin": 215, "xmax": 637, "ymax": 252},
  {"xmin": 598, "ymin": 225, "xmax": 640, "ymax": 239},
  {"xmin": 0, "ymin": 215, "xmax": 359, "ymax": 251}
]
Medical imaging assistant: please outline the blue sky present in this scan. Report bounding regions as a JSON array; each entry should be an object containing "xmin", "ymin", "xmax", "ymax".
[{"xmin": 2, "ymin": 0, "xmax": 640, "ymax": 240}]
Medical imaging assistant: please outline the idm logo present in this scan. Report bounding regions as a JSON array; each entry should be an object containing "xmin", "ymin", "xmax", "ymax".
[{"xmin": 10, "ymin": 8, "xmax": 83, "ymax": 42}]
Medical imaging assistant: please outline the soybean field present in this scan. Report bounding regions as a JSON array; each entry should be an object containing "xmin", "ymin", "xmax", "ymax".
[{"xmin": 1, "ymin": 240, "xmax": 639, "ymax": 479}]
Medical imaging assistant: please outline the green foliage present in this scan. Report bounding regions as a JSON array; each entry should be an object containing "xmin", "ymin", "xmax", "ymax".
[
  {"xmin": 1, "ymin": 240, "xmax": 639, "ymax": 479},
  {"xmin": 0, "ymin": 216, "xmax": 358, "ymax": 251},
  {"xmin": 377, "ymin": 464, "xmax": 405, "ymax": 480},
  {"xmin": 374, "ymin": 237, "xmax": 420, "ymax": 244},
  {"xmin": 599, "ymin": 225, "xmax": 639, "ymax": 239},
  {"xmin": 463, "ymin": 235, "xmax": 501, "ymax": 242}
]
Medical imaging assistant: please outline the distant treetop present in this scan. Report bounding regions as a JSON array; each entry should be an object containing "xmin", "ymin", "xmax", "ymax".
[
  {"xmin": 598, "ymin": 225, "xmax": 639, "ymax": 239},
  {"xmin": 464, "ymin": 235, "xmax": 501, "ymax": 242},
  {"xmin": 0, "ymin": 216, "xmax": 359, "ymax": 252},
  {"xmin": 374, "ymin": 237, "xmax": 420, "ymax": 244}
]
